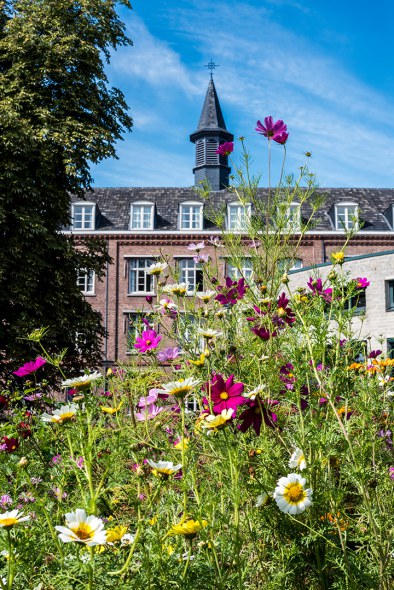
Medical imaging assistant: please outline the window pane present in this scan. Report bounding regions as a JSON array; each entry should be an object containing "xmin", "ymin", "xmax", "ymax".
[{"xmin": 128, "ymin": 259, "xmax": 154, "ymax": 293}]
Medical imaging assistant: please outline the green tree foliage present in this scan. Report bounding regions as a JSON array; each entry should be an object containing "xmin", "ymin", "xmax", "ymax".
[{"xmin": 0, "ymin": 0, "xmax": 133, "ymax": 377}]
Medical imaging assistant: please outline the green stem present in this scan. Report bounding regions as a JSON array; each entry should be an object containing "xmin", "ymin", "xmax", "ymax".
[
  {"xmin": 181, "ymin": 542, "xmax": 193, "ymax": 580},
  {"xmin": 6, "ymin": 529, "xmax": 13, "ymax": 590}
]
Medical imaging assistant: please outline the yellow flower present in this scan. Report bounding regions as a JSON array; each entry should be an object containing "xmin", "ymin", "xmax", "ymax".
[
  {"xmin": 174, "ymin": 437, "xmax": 189, "ymax": 451},
  {"xmin": 0, "ymin": 510, "xmax": 30, "ymax": 529},
  {"xmin": 106, "ymin": 525, "xmax": 128, "ymax": 543},
  {"xmin": 200, "ymin": 409, "xmax": 234, "ymax": 433},
  {"xmin": 331, "ymin": 251, "xmax": 345, "ymax": 264},
  {"xmin": 168, "ymin": 519, "xmax": 207, "ymax": 538},
  {"xmin": 188, "ymin": 353, "xmax": 207, "ymax": 367},
  {"xmin": 100, "ymin": 401, "xmax": 123, "ymax": 414},
  {"xmin": 149, "ymin": 516, "xmax": 158, "ymax": 526}
]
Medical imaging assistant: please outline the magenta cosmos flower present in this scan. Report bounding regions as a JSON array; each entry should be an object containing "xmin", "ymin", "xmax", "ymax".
[
  {"xmin": 13, "ymin": 356, "xmax": 46, "ymax": 377},
  {"xmin": 355, "ymin": 277, "xmax": 370, "ymax": 289},
  {"xmin": 215, "ymin": 277, "xmax": 248, "ymax": 306},
  {"xmin": 205, "ymin": 373, "xmax": 245, "ymax": 415},
  {"xmin": 134, "ymin": 329, "xmax": 161, "ymax": 353},
  {"xmin": 216, "ymin": 142, "xmax": 234, "ymax": 156},
  {"xmin": 255, "ymin": 117, "xmax": 289, "ymax": 144}
]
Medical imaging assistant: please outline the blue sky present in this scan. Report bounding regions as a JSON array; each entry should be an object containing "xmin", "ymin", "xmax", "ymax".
[{"xmin": 91, "ymin": 0, "xmax": 394, "ymax": 189}]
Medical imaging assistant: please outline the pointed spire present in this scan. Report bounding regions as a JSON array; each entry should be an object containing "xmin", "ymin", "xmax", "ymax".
[
  {"xmin": 190, "ymin": 78, "xmax": 233, "ymax": 191},
  {"xmin": 196, "ymin": 78, "xmax": 227, "ymax": 131}
]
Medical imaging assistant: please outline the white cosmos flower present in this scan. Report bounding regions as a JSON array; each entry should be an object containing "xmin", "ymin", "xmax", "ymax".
[
  {"xmin": 156, "ymin": 377, "xmax": 200, "ymax": 398},
  {"xmin": 147, "ymin": 262, "xmax": 168, "ymax": 276},
  {"xmin": 61, "ymin": 372, "xmax": 102, "ymax": 389},
  {"xmin": 55, "ymin": 509, "xmax": 106, "ymax": 546},
  {"xmin": 243, "ymin": 384, "xmax": 266, "ymax": 400},
  {"xmin": 289, "ymin": 448, "xmax": 307, "ymax": 471},
  {"xmin": 0, "ymin": 510, "xmax": 30, "ymax": 528},
  {"xmin": 273, "ymin": 473, "xmax": 312, "ymax": 515},
  {"xmin": 147, "ymin": 460, "xmax": 182, "ymax": 477},
  {"xmin": 41, "ymin": 404, "xmax": 77, "ymax": 424}
]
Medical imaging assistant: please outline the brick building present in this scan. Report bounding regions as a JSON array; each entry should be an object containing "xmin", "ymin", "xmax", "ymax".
[{"xmin": 66, "ymin": 78, "xmax": 394, "ymax": 366}]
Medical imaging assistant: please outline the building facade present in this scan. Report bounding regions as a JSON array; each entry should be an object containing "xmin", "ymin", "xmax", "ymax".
[{"xmin": 67, "ymin": 79, "xmax": 394, "ymax": 366}]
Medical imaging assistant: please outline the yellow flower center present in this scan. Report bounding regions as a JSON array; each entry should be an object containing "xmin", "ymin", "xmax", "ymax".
[
  {"xmin": 146, "ymin": 340, "xmax": 151, "ymax": 346},
  {"xmin": 70, "ymin": 522, "xmax": 94, "ymax": 541},
  {"xmin": 0, "ymin": 518, "xmax": 18, "ymax": 528},
  {"xmin": 59, "ymin": 412, "xmax": 75, "ymax": 422},
  {"xmin": 254, "ymin": 407, "xmax": 261, "ymax": 414},
  {"xmin": 173, "ymin": 386, "xmax": 191, "ymax": 397},
  {"xmin": 283, "ymin": 482, "xmax": 306, "ymax": 504},
  {"xmin": 219, "ymin": 392, "xmax": 229, "ymax": 400},
  {"xmin": 277, "ymin": 307, "xmax": 286, "ymax": 317}
]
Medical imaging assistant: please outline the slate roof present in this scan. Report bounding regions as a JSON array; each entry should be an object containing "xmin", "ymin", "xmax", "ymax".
[
  {"xmin": 194, "ymin": 78, "xmax": 228, "ymax": 132},
  {"xmin": 70, "ymin": 187, "xmax": 394, "ymax": 233}
]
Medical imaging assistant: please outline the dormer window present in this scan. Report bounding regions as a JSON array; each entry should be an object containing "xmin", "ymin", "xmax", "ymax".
[
  {"xmin": 335, "ymin": 203, "xmax": 358, "ymax": 230},
  {"xmin": 227, "ymin": 202, "xmax": 251, "ymax": 231},
  {"xmin": 130, "ymin": 202, "xmax": 154, "ymax": 230},
  {"xmin": 284, "ymin": 203, "xmax": 301, "ymax": 232},
  {"xmin": 180, "ymin": 202, "xmax": 203, "ymax": 230},
  {"xmin": 72, "ymin": 203, "xmax": 95, "ymax": 230}
]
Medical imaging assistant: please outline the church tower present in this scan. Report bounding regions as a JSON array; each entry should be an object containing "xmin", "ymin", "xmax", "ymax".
[{"xmin": 190, "ymin": 78, "xmax": 233, "ymax": 191}]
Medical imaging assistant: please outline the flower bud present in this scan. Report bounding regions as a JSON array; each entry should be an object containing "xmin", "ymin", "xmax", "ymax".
[{"xmin": 18, "ymin": 457, "xmax": 28, "ymax": 468}]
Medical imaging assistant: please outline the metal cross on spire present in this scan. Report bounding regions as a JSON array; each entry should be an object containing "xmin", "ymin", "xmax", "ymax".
[{"xmin": 204, "ymin": 59, "xmax": 219, "ymax": 79}]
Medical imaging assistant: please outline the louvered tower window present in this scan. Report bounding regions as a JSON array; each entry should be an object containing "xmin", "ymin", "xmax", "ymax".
[
  {"xmin": 196, "ymin": 140, "xmax": 204, "ymax": 167},
  {"xmin": 206, "ymin": 139, "xmax": 219, "ymax": 164}
]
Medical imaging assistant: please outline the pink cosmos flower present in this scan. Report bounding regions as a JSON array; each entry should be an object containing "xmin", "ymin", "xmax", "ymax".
[
  {"xmin": 205, "ymin": 373, "xmax": 245, "ymax": 415},
  {"xmin": 307, "ymin": 277, "xmax": 332, "ymax": 303},
  {"xmin": 138, "ymin": 390, "xmax": 158, "ymax": 407},
  {"xmin": 134, "ymin": 329, "xmax": 161, "ymax": 353},
  {"xmin": 216, "ymin": 142, "xmax": 234, "ymax": 156},
  {"xmin": 135, "ymin": 404, "xmax": 164, "ymax": 421},
  {"xmin": 193, "ymin": 253, "xmax": 210, "ymax": 264},
  {"xmin": 389, "ymin": 467, "xmax": 394, "ymax": 480},
  {"xmin": 13, "ymin": 356, "xmax": 46, "ymax": 377},
  {"xmin": 255, "ymin": 117, "xmax": 289, "ymax": 144},
  {"xmin": 187, "ymin": 241, "xmax": 205, "ymax": 252},
  {"xmin": 355, "ymin": 277, "xmax": 370, "ymax": 289},
  {"xmin": 157, "ymin": 347, "xmax": 181, "ymax": 362}
]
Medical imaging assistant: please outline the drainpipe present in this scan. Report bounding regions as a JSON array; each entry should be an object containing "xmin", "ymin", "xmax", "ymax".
[
  {"xmin": 103, "ymin": 237, "xmax": 109, "ymax": 388},
  {"xmin": 321, "ymin": 238, "xmax": 326, "ymax": 263}
]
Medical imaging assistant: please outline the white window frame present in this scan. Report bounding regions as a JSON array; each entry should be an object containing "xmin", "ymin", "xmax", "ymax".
[
  {"xmin": 130, "ymin": 201, "xmax": 154, "ymax": 230},
  {"xmin": 77, "ymin": 269, "xmax": 95, "ymax": 295},
  {"xmin": 72, "ymin": 203, "xmax": 96, "ymax": 230},
  {"xmin": 128, "ymin": 258, "xmax": 155, "ymax": 295},
  {"xmin": 226, "ymin": 258, "xmax": 253, "ymax": 280},
  {"xmin": 179, "ymin": 202, "xmax": 203, "ymax": 231},
  {"xmin": 284, "ymin": 203, "xmax": 301, "ymax": 232},
  {"xmin": 227, "ymin": 202, "xmax": 251, "ymax": 231},
  {"xmin": 335, "ymin": 203, "xmax": 358, "ymax": 230},
  {"xmin": 178, "ymin": 258, "xmax": 204, "ymax": 293}
]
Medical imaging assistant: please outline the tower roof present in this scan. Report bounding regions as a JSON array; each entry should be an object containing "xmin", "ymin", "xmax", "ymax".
[{"xmin": 196, "ymin": 78, "xmax": 228, "ymax": 131}]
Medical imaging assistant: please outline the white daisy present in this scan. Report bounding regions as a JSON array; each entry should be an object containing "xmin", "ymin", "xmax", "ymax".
[
  {"xmin": 196, "ymin": 290, "xmax": 216, "ymax": 303},
  {"xmin": 197, "ymin": 328, "xmax": 223, "ymax": 340},
  {"xmin": 147, "ymin": 262, "xmax": 168, "ymax": 276},
  {"xmin": 147, "ymin": 460, "xmax": 182, "ymax": 477},
  {"xmin": 156, "ymin": 377, "xmax": 200, "ymax": 398},
  {"xmin": 243, "ymin": 384, "xmax": 266, "ymax": 400},
  {"xmin": 61, "ymin": 371, "xmax": 102, "ymax": 389},
  {"xmin": 41, "ymin": 404, "xmax": 78, "ymax": 424},
  {"xmin": 55, "ymin": 509, "xmax": 107, "ymax": 546},
  {"xmin": 0, "ymin": 510, "xmax": 30, "ymax": 529},
  {"xmin": 162, "ymin": 283, "xmax": 189, "ymax": 296},
  {"xmin": 273, "ymin": 473, "xmax": 312, "ymax": 515},
  {"xmin": 289, "ymin": 448, "xmax": 307, "ymax": 471},
  {"xmin": 200, "ymin": 408, "xmax": 234, "ymax": 433}
]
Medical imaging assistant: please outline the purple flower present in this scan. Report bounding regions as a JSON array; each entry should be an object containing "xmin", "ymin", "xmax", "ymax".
[
  {"xmin": 23, "ymin": 392, "xmax": 43, "ymax": 402},
  {"xmin": 255, "ymin": 117, "xmax": 288, "ymax": 144},
  {"xmin": 0, "ymin": 494, "xmax": 12, "ymax": 507},
  {"xmin": 274, "ymin": 292, "xmax": 296, "ymax": 326},
  {"xmin": 205, "ymin": 373, "xmax": 245, "ymax": 415},
  {"xmin": 215, "ymin": 277, "xmax": 248, "ymax": 306},
  {"xmin": 134, "ymin": 329, "xmax": 162, "ymax": 353},
  {"xmin": 51, "ymin": 454, "xmax": 62, "ymax": 465},
  {"xmin": 250, "ymin": 326, "xmax": 276, "ymax": 340},
  {"xmin": 138, "ymin": 390, "xmax": 158, "ymax": 407},
  {"xmin": 0, "ymin": 436, "xmax": 19, "ymax": 453},
  {"xmin": 145, "ymin": 295, "xmax": 153, "ymax": 304},
  {"xmin": 157, "ymin": 347, "xmax": 181, "ymax": 362},
  {"xmin": 368, "ymin": 350, "xmax": 382, "ymax": 359},
  {"xmin": 193, "ymin": 253, "xmax": 210, "ymax": 264},
  {"xmin": 238, "ymin": 400, "xmax": 279, "ymax": 435},
  {"xmin": 13, "ymin": 356, "xmax": 46, "ymax": 377},
  {"xmin": 355, "ymin": 277, "xmax": 370, "ymax": 289},
  {"xmin": 135, "ymin": 404, "xmax": 164, "ymax": 421},
  {"xmin": 216, "ymin": 142, "xmax": 234, "ymax": 156},
  {"xmin": 187, "ymin": 241, "xmax": 205, "ymax": 252},
  {"xmin": 389, "ymin": 467, "xmax": 394, "ymax": 480},
  {"xmin": 307, "ymin": 277, "xmax": 332, "ymax": 303}
]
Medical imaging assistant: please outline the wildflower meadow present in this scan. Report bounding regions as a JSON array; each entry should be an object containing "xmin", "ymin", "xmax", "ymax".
[{"xmin": 0, "ymin": 119, "xmax": 393, "ymax": 589}]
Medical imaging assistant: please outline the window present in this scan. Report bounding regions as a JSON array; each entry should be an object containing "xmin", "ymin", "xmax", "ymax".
[
  {"xmin": 226, "ymin": 259, "xmax": 253, "ymax": 280},
  {"xmin": 335, "ymin": 203, "xmax": 358, "ymax": 230},
  {"xmin": 130, "ymin": 202, "xmax": 154, "ymax": 230},
  {"xmin": 72, "ymin": 203, "xmax": 95, "ymax": 230},
  {"xmin": 128, "ymin": 258, "xmax": 155, "ymax": 294},
  {"xmin": 386, "ymin": 280, "xmax": 394, "ymax": 311},
  {"xmin": 77, "ymin": 270, "xmax": 95, "ymax": 294},
  {"xmin": 180, "ymin": 202, "xmax": 203, "ymax": 230},
  {"xmin": 227, "ymin": 202, "xmax": 251, "ymax": 231},
  {"xmin": 283, "ymin": 203, "xmax": 301, "ymax": 232},
  {"xmin": 348, "ymin": 291, "xmax": 366, "ymax": 314},
  {"xmin": 387, "ymin": 338, "xmax": 394, "ymax": 359},
  {"xmin": 125, "ymin": 313, "xmax": 155, "ymax": 352},
  {"xmin": 176, "ymin": 314, "xmax": 204, "ymax": 354},
  {"xmin": 279, "ymin": 258, "xmax": 303, "ymax": 272},
  {"xmin": 178, "ymin": 259, "xmax": 204, "ymax": 292}
]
